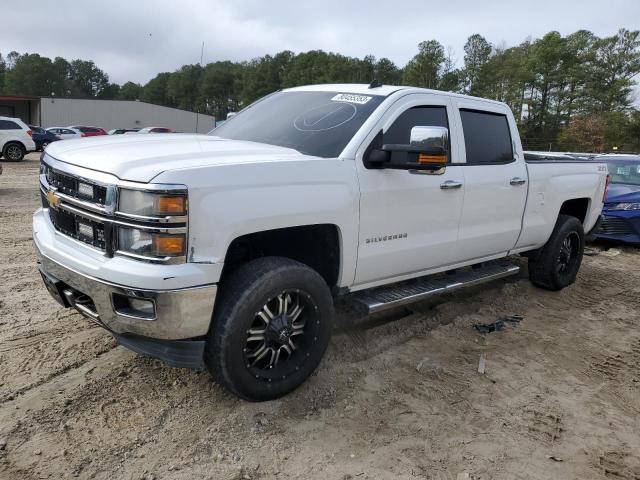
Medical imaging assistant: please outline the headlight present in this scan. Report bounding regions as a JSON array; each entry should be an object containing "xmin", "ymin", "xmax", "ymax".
[
  {"xmin": 607, "ymin": 202, "xmax": 640, "ymax": 211},
  {"xmin": 116, "ymin": 186, "xmax": 188, "ymax": 262},
  {"xmin": 117, "ymin": 227, "xmax": 186, "ymax": 258},
  {"xmin": 118, "ymin": 188, "xmax": 187, "ymax": 217}
]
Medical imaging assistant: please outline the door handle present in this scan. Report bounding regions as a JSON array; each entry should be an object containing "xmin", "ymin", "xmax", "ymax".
[
  {"xmin": 440, "ymin": 180, "xmax": 463, "ymax": 190},
  {"xmin": 510, "ymin": 177, "xmax": 526, "ymax": 186}
]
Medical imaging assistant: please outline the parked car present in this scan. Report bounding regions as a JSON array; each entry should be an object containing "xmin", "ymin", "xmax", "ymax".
[
  {"xmin": 524, "ymin": 151, "xmax": 594, "ymax": 161},
  {"xmin": 137, "ymin": 126, "xmax": 173, "ymax": 133},
  {"xmin": 67, "ymin": 125, "xmax": 108, "ymax": 137},
  {"xmin": 47, "ymin": 127, "xmax": 83, "ymax": 140},
  {"xmin": 108, "ymin": 128, "xmax": 140, "ymax": 135},
  {"xmin": 594, "ymin": 154, "xmax": 640, "ymax": 244},
  {"xmin": 0, "ymin": 116, "xmax": 36, "ymax": 161},
  {"xmin": 34, "ymin": 84, "xmax": 608, "ymax": 401},
  {"xmin": 29, "ymin": 125, "xmax": 60, "ymax": 151}
]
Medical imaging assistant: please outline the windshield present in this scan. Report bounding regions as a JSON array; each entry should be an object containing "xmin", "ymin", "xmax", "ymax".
[
  {"xmin": 605, "ymin": 160, "xmax": 640, "ymax": 186},
  {"xmin": 210, "ymin": 91, "xmax": 385, "ymax": 158}
]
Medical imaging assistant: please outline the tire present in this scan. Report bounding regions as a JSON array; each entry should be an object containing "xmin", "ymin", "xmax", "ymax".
[
  {"xmin": 528, "ymin": 214, "xmax": 585, "ymax": 291},
  {"xmin": 3, "ymin": 142, "xmax": 25, "ymax": 162},
  {"xmin": 40, "ymin": 141, "xmax": 50, "ymax": 151},
  {"xmin": 204, "ymin": 256, "xmax": 334, "ymax": 401}
]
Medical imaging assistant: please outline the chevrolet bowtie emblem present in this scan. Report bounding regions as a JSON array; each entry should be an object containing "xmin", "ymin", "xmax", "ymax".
[{"xmin": 46, "ymin": 189, "xmax": 61, "ymax": 209}]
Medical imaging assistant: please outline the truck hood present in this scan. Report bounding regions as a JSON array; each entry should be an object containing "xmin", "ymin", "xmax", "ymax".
[
  {"xmin": 605, "ymin": 183, "xmax": 640, "ymax": 205},
  {"xmin": 44, "ymin": 134, "xmax": 314, "ymax": 183}
]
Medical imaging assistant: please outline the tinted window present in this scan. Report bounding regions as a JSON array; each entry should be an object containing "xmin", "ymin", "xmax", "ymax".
[
  {"xmin": 460, "ymin": 109, "xmax": 513, "ymax": 164},
  {"xmin": 0, "ymin": 120, "xmax": 21, "ymax": 130},
  {"xmin": 384, "ymin": 106, "xmax": 449, "ymax": 145},
  {"xmin": 64, "ymin": 129, "xmax": 76, "ymax": 134},
  {"xmin": 212, "ymin": 91, "xmax": 385, "ymax": 158},
  {"xmin": 604, "ymin": 160, "xmax": 640, "ymax": 186}
]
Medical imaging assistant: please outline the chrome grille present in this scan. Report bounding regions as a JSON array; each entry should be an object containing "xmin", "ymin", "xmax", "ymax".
[
  {"xmin": 49, "ymin": 208, "xmax": 107, "ymax": 250},
  {"xmin": 41, "ymin": 158, "xmax": 115, "ymax": 254},
  {"xmin": 43, "ymin": 162, "xmax": 108, "ymax": 205},
  {"xmin": 599, "ymin": 216, "xmax": 634, "ymax": 236}
]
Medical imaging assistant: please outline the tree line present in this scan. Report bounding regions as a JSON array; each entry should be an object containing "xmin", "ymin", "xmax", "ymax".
[{"xmin": 1, "ymin": 28, "xmax": 639, "ymax": 152}]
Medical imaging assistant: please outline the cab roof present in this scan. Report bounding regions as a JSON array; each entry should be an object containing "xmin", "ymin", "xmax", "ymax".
[{"xmin": 284, "ymin": 83, "xmax": 506, "ymax": 106}]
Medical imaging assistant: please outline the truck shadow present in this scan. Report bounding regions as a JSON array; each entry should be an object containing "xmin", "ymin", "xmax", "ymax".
[{"xmin": 329, "ymin": 262, "xmax": 528, "ymax": 364}]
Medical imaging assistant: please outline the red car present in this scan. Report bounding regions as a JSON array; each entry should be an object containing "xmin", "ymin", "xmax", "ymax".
[{"xmin": 67, "ymin": 125, "xmax": 108, "ymax": 137}]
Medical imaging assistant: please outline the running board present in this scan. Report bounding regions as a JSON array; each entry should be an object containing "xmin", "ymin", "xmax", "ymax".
[{"xmin": 350, "ymin": 262, "xmax": 520, "ymax": 314}]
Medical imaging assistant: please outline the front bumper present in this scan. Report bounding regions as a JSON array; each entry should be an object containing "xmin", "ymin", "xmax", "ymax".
[
  {"xmin": 34, "ymin": 208, "xmax": 217, "ymax": 340},
  {"xmin": 595, "ymin": 211, "xmax": 640, "ymax": 244},
  {"xmin": 36, "ymin": 248, "xmax": 217, "ymax": 339}
]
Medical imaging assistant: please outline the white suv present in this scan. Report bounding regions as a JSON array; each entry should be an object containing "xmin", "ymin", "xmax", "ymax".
[{"xmin": 0, "ymin": 116, "xmax": 36, "ymax": 161}]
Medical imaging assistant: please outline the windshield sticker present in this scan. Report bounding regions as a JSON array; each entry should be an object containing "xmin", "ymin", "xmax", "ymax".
[
  {"xmin": 293, "ymin": 103, "xmax": 357, "ymax": 132},
  {"xmin": 331, "ymin": 93, "xmax": 372, "ymax": 105},
  {"xmin": 617, "ymin": 166, "xmax": 630, "ymax": 175}
]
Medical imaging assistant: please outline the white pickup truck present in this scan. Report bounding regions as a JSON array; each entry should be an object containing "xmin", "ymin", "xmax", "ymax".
[{"xmin": 34, "ymin": 84, "xmax": 608, "ymax": 400}]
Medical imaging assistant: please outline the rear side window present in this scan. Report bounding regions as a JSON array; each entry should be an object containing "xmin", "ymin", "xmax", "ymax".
[
  {"xmin": 0, "ymin": 120, "xmax": 22, "ymax": 130},
  {"xmin": 460, "ymin": 109, "xmax": 513, "ymax": 164},
  {"xmin": 385, "ymin": 106, "xmax": 449, "ymax": 145}
]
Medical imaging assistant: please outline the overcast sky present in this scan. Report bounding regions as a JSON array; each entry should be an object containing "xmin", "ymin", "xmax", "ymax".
[{"xmin": 2, "ymin": 0, "xmax": 639, "ymax": 85}]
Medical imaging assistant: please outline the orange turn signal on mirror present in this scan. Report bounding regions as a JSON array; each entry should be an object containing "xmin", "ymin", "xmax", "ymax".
[
  {"xmin": 418, "ymin": 153, "xmax": 447, "ymax": 164},
  {"xmin": 153, "ymin": 234, "xmax": 186, "ymax": 256},
  {"xmin": 154, "ymin": 195, "xmax": 186, "ymax": 215}
]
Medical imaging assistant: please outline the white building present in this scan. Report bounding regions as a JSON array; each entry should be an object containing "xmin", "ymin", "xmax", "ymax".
[{"xmin": 0, "ymin": 95, "xmax": 215, "ymax": 133}]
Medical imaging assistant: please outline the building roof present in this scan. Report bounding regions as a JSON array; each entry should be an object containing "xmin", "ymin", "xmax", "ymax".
[{"xmin": 0, "ymin": 95, "xmax": 40, "ymax": 101}]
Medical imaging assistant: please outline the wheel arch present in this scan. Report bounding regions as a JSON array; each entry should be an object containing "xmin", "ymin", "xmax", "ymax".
[
  {"xmin": 3, "ymin": 140, "xmax": 27, "ymax": 152},
  {"xmin": 558, "ymin": 197, "xmax": 590, "ymax": 225},
  {"xmin": 221, "ymin": 224, "xmax": 343, "ymax": 291}
]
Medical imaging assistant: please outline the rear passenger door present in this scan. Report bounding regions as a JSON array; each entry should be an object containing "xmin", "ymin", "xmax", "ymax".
[
  {"xmin": 450, "ymin": 100, "xmax": 528, "ymax": 261},
  {"xmin": 0, "ymin": 119, "xmax": 22, "ymax": 146}
]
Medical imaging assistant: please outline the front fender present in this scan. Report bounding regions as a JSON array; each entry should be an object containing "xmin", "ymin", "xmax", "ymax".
[{"xmin": 154, "ymin": 159, "xmax": 360, "ymax": 287}]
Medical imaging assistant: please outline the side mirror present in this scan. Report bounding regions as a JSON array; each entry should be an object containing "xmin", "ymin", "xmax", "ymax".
[{"xmin": 365, "ymin": 126, "xmax": 449, "ymax": 170}]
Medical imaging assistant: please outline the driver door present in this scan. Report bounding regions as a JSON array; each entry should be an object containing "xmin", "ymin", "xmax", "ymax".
[{"xmin": 354, "ymin": 95, "xmax": 465, "ymax": 287}]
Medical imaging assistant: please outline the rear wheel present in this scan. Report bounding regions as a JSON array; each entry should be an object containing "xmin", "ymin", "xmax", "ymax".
[
  {"xmin": 3, "ymin": 143, "xmax": 25, "ymax": 162},
  {"xmin": 528, "ymin": 214, "xmax": 584, "ymax": 291},
  {"xmin": 204, "ymin": 257, "xmax": 333, "ymax": 401}
]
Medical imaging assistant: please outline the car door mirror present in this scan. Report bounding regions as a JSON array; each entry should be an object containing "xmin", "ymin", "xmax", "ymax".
[{"xmin": 366, "ymin": 126, "xmax": 449, "ymax": 170}]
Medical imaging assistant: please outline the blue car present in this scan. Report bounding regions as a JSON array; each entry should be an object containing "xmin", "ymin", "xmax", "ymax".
[
  {"xmin": 596, "ymin": 155, "xmax": 640, "ymax": 244},
  {"xmin": 29, "ymin": 125, "xmax": 60, "ymax": 152}
]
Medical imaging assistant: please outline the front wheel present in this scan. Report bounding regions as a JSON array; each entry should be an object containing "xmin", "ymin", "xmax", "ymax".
[
  {"xmin": 528, "ymin": 214, "xmax": 585, "ymax": 291},
  {"xmin": 204, "ymin": 257, "xmax": 334, "ymax": 401}
]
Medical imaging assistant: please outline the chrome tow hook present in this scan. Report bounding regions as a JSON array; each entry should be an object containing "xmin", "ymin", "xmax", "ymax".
[{"xmin": 62, "ymin": 289, "xmax": 101, "ymax": 324}]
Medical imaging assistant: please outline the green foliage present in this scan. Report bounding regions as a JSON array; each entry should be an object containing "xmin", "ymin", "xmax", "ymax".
[
  {"xmin": 463, "ymin": 34, "xmax": 492, "ymax": 94},
  {"xmin": 140, "ymin": 72, "xmax": 173, "ymax": 107},
  {"xmin": 68, "ymin": 59, "xmax": 109, "ymax": 97},
  {"xmin": 1, "ymin": 28, "xmax": 639, "ymax": 151},
  {"xmin": 403, "ymin": 40, "xmax": 445, "ymax": 89},
  {"xmin": 117, "ymin": 81, "xmax": 142, "ymax": 100},
  {"xmin": 4, "ymin": 53, "xmax": 58, "ymax": 96},
  {"xmin": 166, "ymin": 64, "xmax": 203, "ymax": 111},
  {"xmin": 0, "ymin": 53, "xmax": 6, "ymax": 93},
  {"xmin": 98, "ymin": 83, "xmax": 120, "ymax": 99}
]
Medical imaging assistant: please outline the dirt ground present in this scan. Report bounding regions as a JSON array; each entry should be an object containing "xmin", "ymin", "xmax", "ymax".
[{"xmin": 1, "ymin": 153, "xmax": 639, "ymax": 480}]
